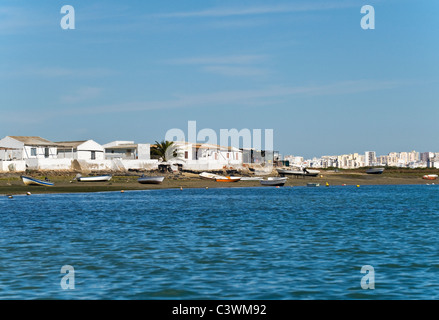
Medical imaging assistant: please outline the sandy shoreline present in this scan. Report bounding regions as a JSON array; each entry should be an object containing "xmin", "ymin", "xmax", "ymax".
[{"xmin": 1, "ymin": 170, "xmax": 436, "ymax": 196}]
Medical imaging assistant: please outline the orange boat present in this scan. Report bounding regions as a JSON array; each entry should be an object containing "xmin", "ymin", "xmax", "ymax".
[
  {"xmin": 423, "ymin": 175, "xmax": 438, "ymax": 180},
  {"xmin": 215, "ymin": 176, "xmax": 241, "ymax": 182}
]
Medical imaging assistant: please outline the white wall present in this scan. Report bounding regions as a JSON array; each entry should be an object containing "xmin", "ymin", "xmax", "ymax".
[
  {"xmin": 26, "ymin": 158, "xmax": 73, "ymax": 171},
  {"xmin": 0, "ymin": 137, "xmax": 24, "ymax": 159},
  {"xmin": 75, "ymin": 159, "xmax": 158, "ymax": 171},
  {"xmin": 76, "ymin": 150, "xmax": 105, "ymax": 161},
  {"xmin": 0, "ymin": 160, "xmax": 26, "ymax": 173},
  {"xmin": 137, "ymin": 144, "xmax": 150, "ymax": 160},
  {"xmin": 23, "ymin": 146, "xmax": 57, "ymax": 159},
  {"xmin": 2, "ymin": 158, "xmax": 158, "ymax": 172}
]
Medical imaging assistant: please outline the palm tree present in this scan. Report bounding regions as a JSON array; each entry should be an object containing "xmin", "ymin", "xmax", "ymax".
[{"xmin": 151, "ymin": 140, "xmax": 176, "ymax": 162}]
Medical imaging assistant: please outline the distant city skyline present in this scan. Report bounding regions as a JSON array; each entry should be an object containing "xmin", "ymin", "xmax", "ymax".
[{"xmin": 1, "ymin": 0, "xmax": 438, "ymax": 159}]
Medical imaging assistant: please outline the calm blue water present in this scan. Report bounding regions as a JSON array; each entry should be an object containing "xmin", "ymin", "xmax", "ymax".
[{"xmin": 1, "ymin": 185, "xmax": 439, "ymax": 299}]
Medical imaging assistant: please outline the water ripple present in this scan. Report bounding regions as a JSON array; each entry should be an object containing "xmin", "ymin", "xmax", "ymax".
[{"xmin": 1, "ymin": 185, "xmax": 439, "ymax": 299}]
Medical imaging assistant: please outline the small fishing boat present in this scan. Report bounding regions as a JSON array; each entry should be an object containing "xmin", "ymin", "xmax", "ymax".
[
  {"xmin": 21, "ymin": 175, "xmax": 54, "ymax": 187},
  {"xmin": 423, "ymin": 174, "xmax": 438, "ymax": 180},
  {"xmin": 199, "ymin": 172, "xmax": 226, "ymax": 180},
  {"xmin": 240, "ymin": 177, "xmax": 264, "ymax": 181},
  {"xmin": 277, "ymin": 168, "xmax": 320, "ymax": 177},
  {"xmin": 216, "ymin": 176, "xmax": 241, "ymax": 182},
  {"xmin": 138, "ymin": 176, "xmax": 165, "ymax": 184},
  {"xmin": 307, "ymin": 183, "xmax": 320, "ymax": 187},
  {"xmin": 366, "ymin": 168, "xmax": 385, "ymax": 174},
  {"xmin": 77, "ymin": 175, "xmax": 112, "ymax": 182},
  {"xmin": 260, "ymin": 177, "xmax": 287, "ymax": 186}
]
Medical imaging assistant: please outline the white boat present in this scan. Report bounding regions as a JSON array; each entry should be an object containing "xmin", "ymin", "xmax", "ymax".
[
  {"xmin": 199, "ymin": 172, "xmax": 226, "ymax": 180},
  {"xmin": 423, "ymin": 174, "xmax": 438, "ymax": 180},
  {"xmin": 215, "ymin": 176, "xmax": 241, "ymax": 182},
  {"xmin": 240, "ymin": 177, "xmax": 264, "ymax": 181},
  {"xmin": 366, "ymin": 168, "xmax": 385, "ymax": 174},
  {"xmin": 277, "ymin": 168, "xmax": 320, "ymax": 177},
  {"xmin": 21, "ymin": 175, "xmax": 54, "ymax": 187},
  {"xmin": 260, "ymin": 177, "xmax": 287, "ymax": 186},
  {"xmin": 77, "ymin": 175, "xmax": 112, "ymax": 182},
  {"xmin": 138, "ymin": 176, "xmax": 165, "ymax": 184}
]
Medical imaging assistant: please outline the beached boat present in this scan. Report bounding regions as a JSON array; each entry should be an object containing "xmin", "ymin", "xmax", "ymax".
[
  {"xmin": 260, "ymin": 177, "xmax": 287, "ymax": 186},
  {"xmin": 241, "ymin": 177, "xmax": 264, "ymax": 181},
  {"xmin": 216, "ymin": 176, "xmax": 241, "ymax": 182},
  {"xmin": 77, "ymin": 175, "xmax": 112, "ymax": 182},
  {"xmin": 138, "ymin": 176, "xmax": 165, "ymax": 184},
  {"xmin": 21, "ymin": 175, "xmax": 54, "ymax": 187},
  {"xmin": 307, "ymin": 183, "xmax": 320, "ymax": 187},
  {"xmin": 423, "ymin": 174, "xmax": 438, "ymax": 180},
  {"xmin": 199, "ymin": 172, "xmax": 226, "ymax": 180},
  {"xmin": 366, "ymin": 168, "xmax": 385, "ymax": 174},
  {"xmin": 277, "ymin": 168, "xmax": 320, "ymax": 177}
]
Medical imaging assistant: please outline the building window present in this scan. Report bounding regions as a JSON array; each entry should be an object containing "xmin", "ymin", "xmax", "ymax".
[
  {"xmin": 31, "ymin": 148, "xmax": 37, "ymax": 156},
  {"xmin": 185, "ymin": 151, "xmax": 188, "ymax": 159},
  {"xmin": 91, "ymin": 151, "xmax": 96, "ymax": 160},
  {"xmin": 44, "ymin": 148, "xmax": 49, "ymax": 158}
]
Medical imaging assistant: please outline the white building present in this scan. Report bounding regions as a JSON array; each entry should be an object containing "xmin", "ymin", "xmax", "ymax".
[
  {"xmin": 56, "ymin": 140, "xmax": 105, "ymax": 160},
  {"xmin": 365, "ymin": 151, "xmax": 377, "ymax": 166},
  {"xmin": 170, "ymin": 141, "xmax": 242, "ymax": 171},
  {"xmin": 283, "ymin": 155, "xmax": 304, "ymax": 167},
  {"xmin": 103, "ymin": 141, "xmax": 150, "ymax": 160},
  {"xmin": 0, "ymin": 136, "xmax": 58, "ymax": 160}
]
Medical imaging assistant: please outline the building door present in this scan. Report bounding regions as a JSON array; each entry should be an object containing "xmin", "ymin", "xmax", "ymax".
[{"xmin": 44, "ymin": 148, "xmax": 49, "ymax": 158}]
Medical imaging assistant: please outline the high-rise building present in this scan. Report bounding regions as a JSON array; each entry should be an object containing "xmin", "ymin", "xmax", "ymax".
[{"xmin": 365, "ymin": 151, "xmax": 376, "ymax": 166}]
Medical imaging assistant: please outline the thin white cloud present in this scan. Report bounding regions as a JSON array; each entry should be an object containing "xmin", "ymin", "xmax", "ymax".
[
  {"xmin": 166, "ymin": 55, "xmax": 268, "ymax": 65},
  {"xmin": 6, "ymin": 67, "xmax": 114, "ymax": 78},
  {"xmin": 0, "ymin": 6, "xmax": 52, "ymax": 34},
  {"xmin": 58, "ymin": 79, "xmax": 405, "ymax": 115},
  {"xmin": 2, "ymin": 79, "xmax": 406, "ymax": 125},
  {"xmin": 202, "ymin": 65, "xmax": 269, "ymax": 77},
  {"xmin": 165, "ymin": 54, "xmax": 270, "ymax": 77},
  {"xmin": 60, "ymin": 87, "xmax": 104, "ymax": 104}
]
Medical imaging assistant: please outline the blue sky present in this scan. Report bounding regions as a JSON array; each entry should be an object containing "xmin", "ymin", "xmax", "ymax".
[{"xmin": 1, "ymin": 0, "xmax": 438, "ymax": 158}]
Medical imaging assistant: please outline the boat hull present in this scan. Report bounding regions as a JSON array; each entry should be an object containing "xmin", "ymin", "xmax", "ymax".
[
  {"xmin": 138, "ymin": 176, "xmax": 165, "ymax": 184},
  {"xmin": 199, "ymin": 172, "xmax": 225, "ymax": 180},
  {"xmin": 21, "ymin": 176, "xmax": 54, "ymax": 187},
  {"xmin": 77, "ymin": 175, "xmax": 112, "ymax": 182},
  {"xmin": 423, "ymin": 175, "xmax": 438, "ymax": 180},
  {"xmin": 366, "ymin": 168, "xmax": 385, "ymax": 174},
  {"xmin": 241, "ymin": 177, "xmax": 264, "ymax": 181},
  {"xmin": 277, "ymin": 169, "xmax": 320, "ymax": 177},
  {"xmin": 216, "ymin": 176, "xmax": 241, "ymax": 182},
  {"xmin": 260, "ymin": 177, "xmax": 287, "ymax": 186}
]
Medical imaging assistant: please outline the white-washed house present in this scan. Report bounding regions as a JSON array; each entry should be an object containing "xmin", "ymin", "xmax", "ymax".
[
  {"xmin": 0, "ymin": 136, "xmax": 58, "ymax": 160},
  {"xmin": 102, "ymin": 141, "xmax": 157, "ymax": 171},
  {"xmin": 103, "ymin": 141, "xmax": 150, "ymax": 160},
  {"xmin": 0, "ymin": 136, "xmax": 63, "ymax": 171},
  {"xmin": 56, "ymin": 140, "xmax": 105, "ymax": 160},
  {"xmin": 169, "ymin": 141, "xmax": 242, "ymax": 171}
]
